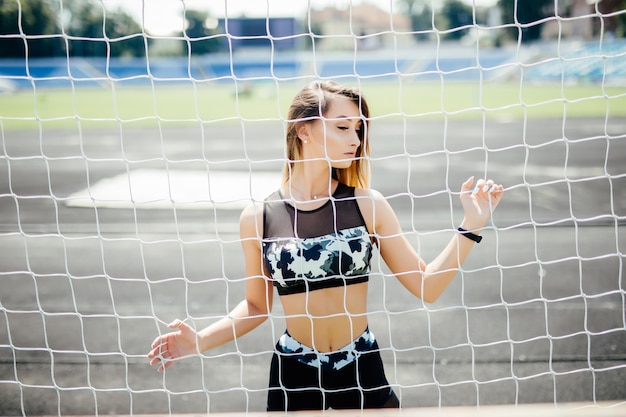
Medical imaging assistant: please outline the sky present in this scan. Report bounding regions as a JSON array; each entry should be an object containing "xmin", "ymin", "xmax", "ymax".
[
  {"xmin": 103, "ymin": 0, "xmax": 498, "ymax": 36},
  {"xmin": 103, "ymin": 0, "xmax": 373, "ymax": 35}
]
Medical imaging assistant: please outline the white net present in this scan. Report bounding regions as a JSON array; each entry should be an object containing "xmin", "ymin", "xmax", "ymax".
[{"xmin": 1, "ymin": 0, "xmax": 625, "ymax": 414}]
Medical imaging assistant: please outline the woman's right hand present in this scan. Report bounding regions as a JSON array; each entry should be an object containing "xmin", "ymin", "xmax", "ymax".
[{"xmin": 148, "ymin": 319, "xmax": 198, "ymax": 372}]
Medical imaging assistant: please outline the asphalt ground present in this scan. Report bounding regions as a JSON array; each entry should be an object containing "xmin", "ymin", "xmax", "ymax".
[{"xmin": 0, "ymin": 116, "xmax": 625, "ymax": 414}]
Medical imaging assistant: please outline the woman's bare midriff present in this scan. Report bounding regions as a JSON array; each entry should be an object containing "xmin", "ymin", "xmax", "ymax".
[{"xmin": 278, "ymin": 282, "xmax": 369, "ymax": 352}]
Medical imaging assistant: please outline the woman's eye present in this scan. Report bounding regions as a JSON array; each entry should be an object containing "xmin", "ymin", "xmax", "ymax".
[{"xmin": 338, "ymin": 126, "xmax": 349, "ymax": 131}]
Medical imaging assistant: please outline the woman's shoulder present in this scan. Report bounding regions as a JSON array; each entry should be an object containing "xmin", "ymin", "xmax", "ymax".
[
  {"xmin": 239, "ymin": 186, "xmax": 286, "ymax": 237},
  {"xmin": 354, "ymin": 186, "xmax": 398, "ymax": 223},
  {"xmin": 353, "ymin": 186, "xmax": 385, "ymax": 201},
  {"xmin": 351, "ymin": 187, "xmax": 395, "ymax": 238},
  {"xmin": 239, "ymin": 201, "xmax": 264, "ymax": 238},
  {"xmin": 240, "ymin": 187, "xmax": 282, "ymax": 218},
  {"xmin": 353, "ymin": 187, "xmax": 385, "ymax": 213}
]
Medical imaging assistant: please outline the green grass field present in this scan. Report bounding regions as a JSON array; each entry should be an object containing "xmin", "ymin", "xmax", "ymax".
[{"xmin": 1, "ymin": 80, "xmax": 625, "ymax": 130}]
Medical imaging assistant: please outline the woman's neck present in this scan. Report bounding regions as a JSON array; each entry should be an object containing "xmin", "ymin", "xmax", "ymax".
[{"xmin": 284, "ymin": 163, "xmax": 336, "ymax": 202}]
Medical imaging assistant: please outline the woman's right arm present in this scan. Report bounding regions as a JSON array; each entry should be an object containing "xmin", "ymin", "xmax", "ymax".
[{"xmin": 148, "ymin": 203, "xmax": 273, "ymax": 372}]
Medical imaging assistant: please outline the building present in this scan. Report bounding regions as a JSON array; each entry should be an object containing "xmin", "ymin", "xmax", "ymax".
[
  {"xmin": 308, "ymin": 3, "xmax": 415, "ymax": 50},
  {"xmin": 216, "ymin": 17, "xmax": 300, "ymax": 51}
]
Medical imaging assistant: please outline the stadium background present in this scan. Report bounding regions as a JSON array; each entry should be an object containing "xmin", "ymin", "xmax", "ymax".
[{"xmin": 1, "ymin": 1, "xmax": 625, "ymax": 415}]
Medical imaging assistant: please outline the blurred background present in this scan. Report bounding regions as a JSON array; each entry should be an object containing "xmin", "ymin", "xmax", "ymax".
[
  {"xmin": 1, "ymin": 0, "xmax": 626, "ymax": 90},
  {"xmin": 0, "ymin": 0, "xmax": 625, "ymax": 415}
]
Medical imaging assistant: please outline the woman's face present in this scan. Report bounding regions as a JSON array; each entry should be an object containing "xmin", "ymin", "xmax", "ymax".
[{"xmin": 303, "ymin": 96, "xmax": 363, "ymax": 169}]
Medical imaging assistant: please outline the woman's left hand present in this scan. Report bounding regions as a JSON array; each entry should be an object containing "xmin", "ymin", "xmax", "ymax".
[{"xmin": 459, "ymin": 176, "xmax": 504, "ymax": 230}]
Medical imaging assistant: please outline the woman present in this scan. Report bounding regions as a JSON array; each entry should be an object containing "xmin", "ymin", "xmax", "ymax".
[{"xmin": 148, "ymin": 81, "xmax": 504, "ymax": 411}]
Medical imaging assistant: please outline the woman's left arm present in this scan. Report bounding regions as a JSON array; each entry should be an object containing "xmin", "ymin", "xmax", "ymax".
[{"xmin": 363, "ymin": 176, "xmax": 504, "ymax": 303}]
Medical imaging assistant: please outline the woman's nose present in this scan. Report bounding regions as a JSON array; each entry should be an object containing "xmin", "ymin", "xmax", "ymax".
[{"xmin": 350, "ymin": 131, "xmax": 361, "ymax": 146}]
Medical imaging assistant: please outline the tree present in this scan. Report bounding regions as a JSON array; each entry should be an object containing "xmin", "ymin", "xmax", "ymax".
[
  {"xmin": 498, "ymin": 0, "xmax": 553, "ymax": 43},
  {"xmin": 439, "ymin": 0, "xmax": 475, "ymax": 40},
  {"xmin": 0, "ymin": 0, "xmax": 63, "ymax": 57},
  {"xmin": 178, "ymin": 9, "xmax": 221, "ymax": 55},
  {"xmin": 595, "ymin": 0, "xmax": 626, "ymax": 38},
  {"xmin": 397, "ymin": 0, "xmax": 480, "ymax": 41},
  {"xmin": 0, "ymin": 0, "xmax": 145, "ymax": 58},
  {"xmin": 104, "ymin": 8, "xmax": 146, "ymax": 57},
  {"xmin": 396, "ymin": 0, "xmax": 436, "ymax": 41},
  {"xmin": 59, "ymin": 0, "xmax": 145, "ymax": 57}
]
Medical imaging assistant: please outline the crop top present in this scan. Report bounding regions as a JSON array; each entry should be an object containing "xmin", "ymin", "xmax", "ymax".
[{"xmin": 262, "ymin": 183, "xmax": 373, "ymax": 296}]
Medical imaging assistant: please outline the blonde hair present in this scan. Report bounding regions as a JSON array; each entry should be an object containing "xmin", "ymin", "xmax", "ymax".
[{"xmin": 283, "ymin": 80, "xmax": 371, "ymax": 188}]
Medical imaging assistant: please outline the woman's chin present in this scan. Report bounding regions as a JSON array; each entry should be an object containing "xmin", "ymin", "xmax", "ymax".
[{"xmin": 331, "ymin": 159, "xmax": 355, "ymax": 169}]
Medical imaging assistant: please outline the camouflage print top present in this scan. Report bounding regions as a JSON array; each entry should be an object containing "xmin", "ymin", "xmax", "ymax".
[{"xmin": 263, "ymin": 183, "xmax": 373, "ymax": 296}]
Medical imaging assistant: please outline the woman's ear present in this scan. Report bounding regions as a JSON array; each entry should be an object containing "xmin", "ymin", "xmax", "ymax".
[{"xmin": 296, "ymin": 122, "xmax": 310, "ymax": 144}]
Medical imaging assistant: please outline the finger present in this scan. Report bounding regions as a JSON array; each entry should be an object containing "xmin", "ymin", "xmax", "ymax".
[
  {"xmin": 477, "ymin": 179, "xmax": 490, "ymax": 192},
  {"xmin": 487, "ymin": 183, "xmax": 503, "ymax": 194},
  {"xmin": 149, "ymin": 351, "xmax": 165, "ymax": 367},
  {"xmin": 147, "ymin": 347, "xmax": 157, "ymax": 360},
  {"xmin": 159, "ymin": 361, "xmax": 173, "ymax": 372},
  {"xmin": 170, "ymin": 319, "xmax": 195, "ymax": 338},
  {"xmin": 482, "ymin": 179, "xmax": 495, "ymax": 192},
  {"xmin": 154, "ymin": 359, "xmax": 166, "ymax": 372},
  {"xmin": 472, "ymin": 178, "xmax": 485, "ymax": 195},
  {"xmin": 490, "ymin": 184, "xmax": 505, "ymax": 203},
  {"xmin": 149, "ymin": 338, "xmax": 162, "ymax": 353},
  {"xmin": 151, "ymin": 336, "xmax": 164, "ymax": 350},
  {"xmin": 168, "ymin": 319, "xmax": 192, "ymax": 336},
  {"xmin": 148, "ymin": 344, "xmax": 173, "ymax": 367},
  {"xmin": 147, "ymin": 342, "xmax": 166, "ymax": 360},
  {"xmin": 149, "ymin": 355, "xmax": 162, "ymax": 367},
  {"xmin": 461, "ymin": 176, "xmax": 474, "ymax": 193},
  {"xmin": 151, "ymin": 333, "xmax": 171, "ymax": 350},
  {"xmin": 168, "ymin": 319, "xmax": 183, "ymax": 329},
  {"xmin": 157, "ymin": 357, "xmax": 177, "ymax": 372}
]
